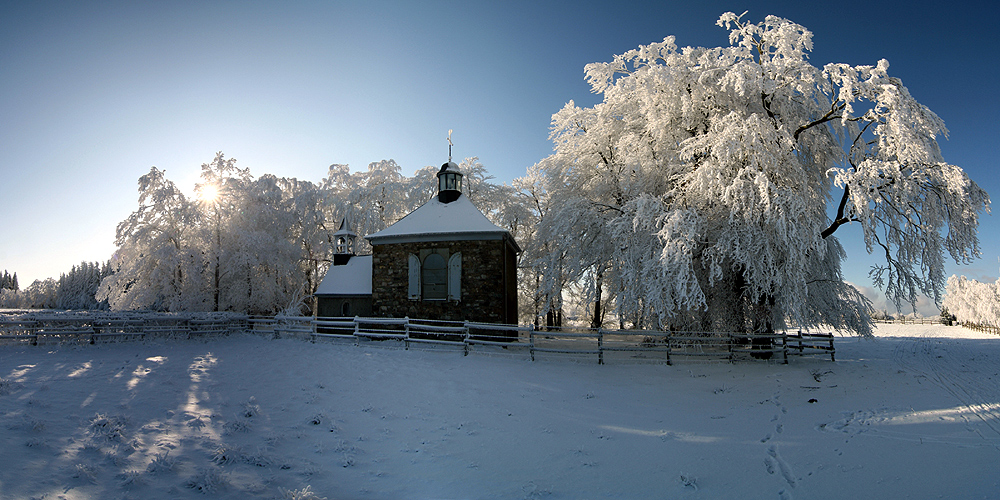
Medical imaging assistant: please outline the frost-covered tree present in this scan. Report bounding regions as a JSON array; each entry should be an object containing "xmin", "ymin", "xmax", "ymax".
[
  {"xmin": 0, "ymin": 288, "xmax": 17, "ymax": 308},
  {"xmin": 197, "ymin": 152, "xmax": 250, "ymax": 311},
  {"xmin": 0, "ymin": 271, "xmax": 18, "ymax": 291},
  {"xmin": 102, "ymin": 154, "xmax": 328, "ymax": 314},
  {"xmin": 97, "ymin": 166, "xmax": 209, "ymax": 311},
  {"xmin": 533, "ymin": 13, "xmax": 988, "ymax": 336},
  {"xmin": 95, "ymin": 148, "xmax": 535, "ymax": 316},
  {"xmin": 218, "ymin": 174, "xmax": 305, "ymax": 315},
  {"xmin": 22, "ymin": 278, "xmax": 59, "ymax": 309},
  {"xmin": 321, "ymin": 160, "xmax": 413, "ymax": 256},
  {"xmin": 513, "ymin": 165, "xmax": 569, "ymax": 327},
  {"xmin": 283, "ymin": 177, "xmax": 334, "ymax": 314},
  {"xmin": 943, "ymin": 275, "xmax": 1000, "ymax": 327},
  {"xmin": 56, "ymin": 261, "xmax": 112, "ymax": 310}
]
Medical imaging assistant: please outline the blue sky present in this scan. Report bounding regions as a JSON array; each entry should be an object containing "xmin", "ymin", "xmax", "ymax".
[{"xmin": 2, "ymin": 0, "xmax": 997, "ymax": 314}]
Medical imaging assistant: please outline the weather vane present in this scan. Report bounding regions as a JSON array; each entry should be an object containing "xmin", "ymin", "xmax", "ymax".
[{"xmin": 448, "ymin": 129, "xmax": 453, "ymax": 162}]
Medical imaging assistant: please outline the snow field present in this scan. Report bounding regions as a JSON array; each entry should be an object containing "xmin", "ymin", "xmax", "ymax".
[{"xmin": 0, "ymin": 324, "xmax": 998, "ymax": 499}]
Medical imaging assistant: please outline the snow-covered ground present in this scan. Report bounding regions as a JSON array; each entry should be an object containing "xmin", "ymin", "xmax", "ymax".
[{"xmin": 1, "ymin": 323, "xmax": 998, "ymax": 500}]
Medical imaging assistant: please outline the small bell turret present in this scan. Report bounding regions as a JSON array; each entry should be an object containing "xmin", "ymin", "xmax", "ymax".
[{"xmin": 332, "ymin": 217, "xmax": 357, "ymax": 265}]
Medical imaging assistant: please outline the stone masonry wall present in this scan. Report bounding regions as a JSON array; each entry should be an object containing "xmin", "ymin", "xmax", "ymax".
[{"xmin": 371, "ymin": 239, "xmax": 516, "ymax": 324}]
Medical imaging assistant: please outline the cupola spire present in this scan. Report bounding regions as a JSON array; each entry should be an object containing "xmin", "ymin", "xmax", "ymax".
[{"xmin": 448, "ymin": 129, "xmax": 453, "ymax": 162}]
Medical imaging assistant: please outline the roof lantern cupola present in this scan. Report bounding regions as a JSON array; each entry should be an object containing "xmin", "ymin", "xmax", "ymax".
[
  {"xmin": 437, "ymin": 130, "xmax": 463, "ymax": 204},
  {"xmin": 332, "ymin": 217, "xmax": 357, "ymax": 265},
  {"xmin": 437, "ymin": 161, "xmax": 463, "ymax": 203}
]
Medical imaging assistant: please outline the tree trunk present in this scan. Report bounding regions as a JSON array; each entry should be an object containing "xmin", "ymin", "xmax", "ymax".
[
  {"xmin": 591, "ymin": 269, "xmax": 603, "ymax": 329},
  {"xmin": 749, "ymin": 293, "xmax": 776, "ymax": 359}
]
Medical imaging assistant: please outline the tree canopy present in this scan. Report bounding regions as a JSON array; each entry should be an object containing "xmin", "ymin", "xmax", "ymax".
[
  {"xmin": 93, "ymin": 153, "xmax": 527, "ymax": 316},
  {"xmin": 531, "ymin": 12, "xmax": 989, "ymax": 336}
]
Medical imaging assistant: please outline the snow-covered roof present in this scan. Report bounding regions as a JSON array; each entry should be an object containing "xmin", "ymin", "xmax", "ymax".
[
  {"xmin": 315, "ymin": 255, "xmax": 372, "ymax": 296},
  {"xmin": 333, "ymin": 217, "xmax": 357, "ymax": 238},
  {"xmin": 366, "ymin": 195, "xmax": 519, "ymax": 251}
]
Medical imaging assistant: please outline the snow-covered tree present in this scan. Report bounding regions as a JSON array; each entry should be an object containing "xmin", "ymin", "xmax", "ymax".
[
  {"xmin": 0, "ymin": 271, "xmax": 18, "ymax": 291},
  {"xmin": 97, "ymin": 166, "xmax": 209, "ymax": 311},
  {"xmin": 22, "ymin": 278, "xmax": 59, "ymax": 309},
  {"xmin": 56, "ymin": 261, "xmax": 112, "ymax": 310},
  {"xmin": 218, "ymin": 174, "xmax": 306, "ymax": 315},
  {"xmin": 512, "ymin": 165, "xmax": 568, "ymax": 327},
  {"xmin": 283, "ymin": 177, "xmax": 335, "ymax": 314},
  {"xmin": 321, "ymin": 160, "xmax": 414, "ymax": 256},
  {"xmin": 943, "ymin": 275, "xmax": 1000, "ymax": 327},
  {"xmin": 95, "ymin": 149, "xmax": 534, "ymax": 316},
  {"xmin": 0, "ymin": 288, "xmax": 17, "ymax": 308},
  {"xmin": 532, "ymin": 13, "xmax": 988, "ymax": 336}
]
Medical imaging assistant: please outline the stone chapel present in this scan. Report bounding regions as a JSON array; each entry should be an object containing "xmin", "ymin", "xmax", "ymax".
[{"xmin": 315, "ymin": 160, "xmax": 520, "ymax": 324}]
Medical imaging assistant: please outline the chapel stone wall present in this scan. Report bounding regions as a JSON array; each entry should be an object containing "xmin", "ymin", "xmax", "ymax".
[{"xmin": 371, "ymin": 238, "xmax": 517, "ymax": 324}]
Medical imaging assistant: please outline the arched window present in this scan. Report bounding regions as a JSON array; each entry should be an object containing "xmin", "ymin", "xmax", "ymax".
[
  {"xmin": 422, "ymin": 253, "xmax": 447, "ymax": 300},
  {"xmin": 408, "ymin": 250, "xmax": 461, "ymax": 301},
  {"xmin": 341, "ymin": 301, "xmax": 351, "ymax": 317}
]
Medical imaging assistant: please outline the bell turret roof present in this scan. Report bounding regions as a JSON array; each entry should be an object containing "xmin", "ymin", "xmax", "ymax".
[{"xmin": 333, "ymin": 217, "xmax": 357, "ymax": 238}]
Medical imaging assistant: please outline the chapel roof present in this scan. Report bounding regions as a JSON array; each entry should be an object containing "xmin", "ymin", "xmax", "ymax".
[{"xmin": 366, "ymin": 194, "xmax": 520, "ymax": 251}]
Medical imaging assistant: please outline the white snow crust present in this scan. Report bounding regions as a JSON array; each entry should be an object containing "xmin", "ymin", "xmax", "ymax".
[{"xmin": 1, "ymin": 324, "xmax": 998, "ymax": 499}]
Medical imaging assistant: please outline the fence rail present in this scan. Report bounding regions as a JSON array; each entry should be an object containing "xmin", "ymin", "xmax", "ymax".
[
  {"xmin": 0, "ymin": 312, "xmax": 836, "ymax": 364},
  {"xmin": 298, "ymin": 317, "xmax": 835, "ymax": 364},
  {"xmin": 0, "ymin": 313, "xmax": 248, "ymax": 345},
  {"xmin": 959, "ymin": 322, "xmax": 1000, "ymax": 336},
  {"xmin": 873, "ymin": 318, "xmax": 947, "ymax": 325}
]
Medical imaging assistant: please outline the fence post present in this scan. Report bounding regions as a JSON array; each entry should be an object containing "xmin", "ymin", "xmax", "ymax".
[
  {"xmin": 597, "ymin": 329, "xmax": 604, "ymax": 365},
  {"xmin": 782, "ymin": 331, "xmax": 788, "ymax": 364},
  {"xmin": 529, "ymin": 324, "xmax": 535, "ymax": 362},
  {"xmin": 727, "ymin": 332, "xmax": 734, "ymax": 362},
  {"xmin": 463, "ymin": 322, "xmax": 470, "ymax": 356},
  {"xmin": 353, "ymin": 316, "xmax": 360, "ymax": 346},
  {"xmin": 666, "ymin": 331, "xmax": 672, "ymax": 366},
  {"xmin": 404, "ymin": 317, "xmax": 410, "ymax": 350}
]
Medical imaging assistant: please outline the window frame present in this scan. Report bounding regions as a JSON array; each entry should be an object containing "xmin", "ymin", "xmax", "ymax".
[
  {"xmin": 421, "ymin": 252, "xmax": 448, "ymax": 300},
  {"xmin": 409, "ymin": 248, "xmax": 462, "ymax": 302}
]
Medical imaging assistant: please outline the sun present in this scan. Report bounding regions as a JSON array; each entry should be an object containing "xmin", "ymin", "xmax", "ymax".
[{"xmin": 198, "ymin": 184, "xmax": 219, "ymax": 203}]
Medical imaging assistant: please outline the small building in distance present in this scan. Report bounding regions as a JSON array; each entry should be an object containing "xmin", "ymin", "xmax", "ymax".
[{"xmin": 314, "ymin": 159, "xmax": 520, "ymax": 325}]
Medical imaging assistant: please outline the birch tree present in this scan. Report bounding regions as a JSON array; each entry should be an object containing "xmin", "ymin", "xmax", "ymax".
[{"xmin": 534, "ymin": 12, "xmax": 989, "ymax": 336}]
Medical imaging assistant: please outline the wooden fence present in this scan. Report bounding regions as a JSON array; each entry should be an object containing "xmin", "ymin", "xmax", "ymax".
[
  {"xmin": 277, "ymin": 316, "xmax": 836, "ymax": 364},
  {"xmin": 0, "ymin": 312, "xmax": 836, "ymax": 364},
  {"xmin": 959, "ymin": 322, "xmax": 1000, "ymax": 336},
  {"xmin": 873, "ymin": 317, "xmax": 946, "ymax": 325},
  {"xmin": 0, "ymin": 313, "xmax": 247, "ymax": 345}
]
